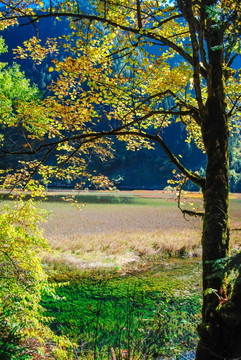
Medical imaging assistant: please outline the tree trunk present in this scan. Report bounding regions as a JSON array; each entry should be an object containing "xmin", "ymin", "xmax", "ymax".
[
  {"xmin": 196, "ymin": 120, "xmax": 230, "ymax": 360},
  {"xmin": 195, "ymin": 9, "xmax": 231, "ymax": 360}
]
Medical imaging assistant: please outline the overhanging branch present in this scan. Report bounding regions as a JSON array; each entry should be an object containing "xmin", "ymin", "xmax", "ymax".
[
  {"xmin": 0, "ymin": 8, "xmax": 207, "ymax": 78},
  {"xmin": 1, "ymin": 122, "xmax": 206, "ymax": 190},
  {"xmin": 142, "ymin": 132, "xmax": 205, "ymax": 189}
]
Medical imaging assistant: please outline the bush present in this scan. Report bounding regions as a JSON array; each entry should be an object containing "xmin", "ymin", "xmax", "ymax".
[{"xmin": 0, "ymin": 200, "xmax": 74, "ymax": 359}]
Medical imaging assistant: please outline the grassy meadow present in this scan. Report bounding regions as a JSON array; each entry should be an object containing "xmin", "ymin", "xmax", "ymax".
[
  {"xmin": 40, "ymin": 191, "xmax": 241, "ymax": 275},
  {"xmin": 41, "ymin": 192, "xmax": 203, "ymax": 274},
  {"xmin": 3, "ymin": 191, "xmax": 241, "ymax": 359},
  {"xmin": 35, "ymin": 191, "xmax": 240, "ymax": 358}
]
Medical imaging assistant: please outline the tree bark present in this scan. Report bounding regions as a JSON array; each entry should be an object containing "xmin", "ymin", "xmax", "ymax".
[
  {"xmin": 201, "ymin": 26, "xmax": 230, "ymax": 322},
  {"xmin": 195, "ymin": 4, "xmax": 231, "ymax": 359}
]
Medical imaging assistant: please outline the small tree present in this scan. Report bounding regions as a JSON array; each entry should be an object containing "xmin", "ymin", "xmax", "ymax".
[
  {"xmin": 0, "ymin": 1, "xmax": 241, "ymax": 359},
  {"xmin": 0, "ymin": 199, "xmax": 74, "ymax": 359},
  {"xmin": 0, "ymin": 37, "xmax": 74, "ymax": 359}
]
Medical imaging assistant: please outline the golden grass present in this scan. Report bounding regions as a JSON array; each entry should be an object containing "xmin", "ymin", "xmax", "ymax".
[
  {"xmin": 2, "ymin": 191, "xmax": 240, "ymax": 272},
  {"xmin": 39, "ymin": 193, "xmax": 241, "ymax": 273},
  {"xmin": 41, "ymin": 201, "xmax": 204, "ymax": 271}
]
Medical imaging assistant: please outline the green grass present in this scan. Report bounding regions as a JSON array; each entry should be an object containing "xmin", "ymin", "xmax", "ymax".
[{"xmin": 42, "ymin": 258, "xmax": 202, "ymax": 359}]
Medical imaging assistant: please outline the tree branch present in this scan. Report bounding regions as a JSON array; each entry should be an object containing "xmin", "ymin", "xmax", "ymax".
[
  {"xmin": 177, "ymin": 177, "xmax": 204, "ymax": 219},
  {"xmin": 1, "ymin": 122, "xmax": 205, "ymax": 189},
  {"xmin": 136, "ymin": 0, "xmax": 142, "ymax": 29},
  {"xmin": 117, "ymin": 130, "xmax": 205, "ymax": 189},
  {"xmin": 0, "ymin": 10, "xmax": 207, "ymax": 78},
  {"xmin": 177, "ymin": 0, "xmax": 205, "ymax": 118}
]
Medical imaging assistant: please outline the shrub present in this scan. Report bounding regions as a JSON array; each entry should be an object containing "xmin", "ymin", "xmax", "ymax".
[{"xmin": 0, "ymin": 200, "xmax": 74, "ymax": 359}]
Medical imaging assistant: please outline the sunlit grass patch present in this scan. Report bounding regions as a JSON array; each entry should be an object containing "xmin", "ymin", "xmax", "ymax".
[
  {"xmin": 37, "ymin": 194, "xmax": 241, "ymax": 274},
  {"xmin": 40, "ymin": 201, "xmax": 203, "ymax": 273},
  {"xmin": 2, "ymin": 193, "xmax": 240, "ymax": 273}
]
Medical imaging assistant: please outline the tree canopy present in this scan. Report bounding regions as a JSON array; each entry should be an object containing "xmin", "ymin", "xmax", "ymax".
[
  {"xmin": 0, "ymin": 1, "xmax": 239, "ymax": 190},
  {"xmin": 0, "ymin": 1, "xmax": 240, "ymax": 359}
]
